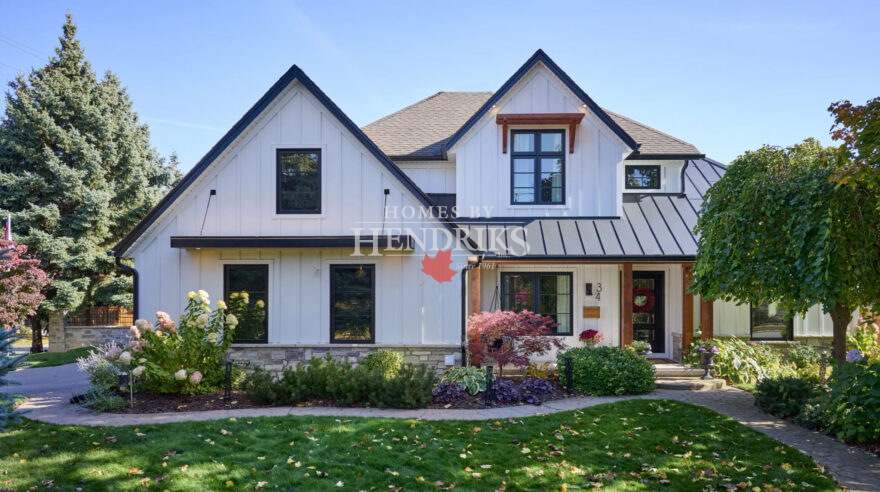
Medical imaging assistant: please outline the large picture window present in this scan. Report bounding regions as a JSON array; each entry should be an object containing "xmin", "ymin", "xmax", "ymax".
[
  {"xmin": 750, "ymin": 303, "xmax": 793, "ymax": 341},
  {"xmin": 501, "ymin": 272, "xmax": 572, "ymax": 335},
  {"xmin": 330, "ymin": 265, "xmax": 375, "ymax": 343},
  {"xmin": 625, "ymin": 165, "xmax": 661, "ymax": 189},
  {"xmin": 511, "ymin": 130, "xmax": 565, "ymax": 205},
  {"xmin": 277, "ymin": 149, "xmax": 321, "ymax": 213},
  {"xmin": 224, "ymin": 265, "xmax": 269, "ymax": 343}
]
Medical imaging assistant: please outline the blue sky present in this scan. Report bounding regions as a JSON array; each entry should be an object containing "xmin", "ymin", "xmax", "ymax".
[{"xmin": 2, "ymin": 1, "xmax": 877, "ymax": 171}]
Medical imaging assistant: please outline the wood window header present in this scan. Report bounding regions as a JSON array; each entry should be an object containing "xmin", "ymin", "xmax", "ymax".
[{"xmin": 496, "ymin": 113, "xmax": 585, "ymax": 154}]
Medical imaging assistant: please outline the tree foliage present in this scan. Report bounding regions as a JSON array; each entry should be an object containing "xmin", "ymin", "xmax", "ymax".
[
  {"xmin": 467, "ymin": 310, "xmax": 565, "ymax": 376},
  {"xmin": 690, "ymin": 139, "xmax": 880, "ymax": 363},
  {"xmin": 0, "ymin": 14, "xmax": 178, "ymax": 330},
  {"xmin": 0, "ymin": 239, "xmax": 49, "ymax": 329},
  {"xmin": 0, "ymin": 326, "xmax": 27, "ymax": 431},
  {"xmin": 829, "ymin": 97, "xmax": 880, "ymax": 190}
]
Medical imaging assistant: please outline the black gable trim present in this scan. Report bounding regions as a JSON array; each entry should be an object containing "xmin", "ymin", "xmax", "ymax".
[
  {"xmin": 114, "ymin": 65, "xmax": 467, "ymax": 256},
  {"xmin": 444, "ymin": 49, "xmax": 639, "ymax": 152}
]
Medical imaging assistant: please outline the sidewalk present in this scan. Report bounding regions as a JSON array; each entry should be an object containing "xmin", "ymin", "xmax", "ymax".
[{"xmin": 11, "ymin": 364, "xmax": 880, "ymax": 492}]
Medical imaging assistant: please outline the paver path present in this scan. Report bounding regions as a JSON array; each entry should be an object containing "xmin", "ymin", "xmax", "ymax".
[{"xmin": 11, "ymin": 364, "xmax": 880, "ymax": 491}]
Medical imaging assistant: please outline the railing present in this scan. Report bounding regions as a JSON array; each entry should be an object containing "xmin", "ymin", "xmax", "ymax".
[{"xmin": 67, "ymin": 306, "xmax": 134, "ymax": 326}]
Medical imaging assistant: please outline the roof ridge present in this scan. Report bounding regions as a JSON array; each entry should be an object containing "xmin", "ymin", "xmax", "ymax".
[{"xmin": 602, "ymin": 108, "xmax": 697, "ymax": 149}]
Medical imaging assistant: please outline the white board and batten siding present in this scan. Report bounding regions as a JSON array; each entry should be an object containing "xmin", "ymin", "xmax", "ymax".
[
  {"xmin": 129, "ymin": 79, "xmax": 464, "ymax": 346},
  {"xmin": 451, "ymin": 63, "xmax": 630, "ymax": 219},
  {"xmin": 712, "ymin": 300, "xmax": 843, "ymax": 339},
  {"xmin": 621, "ymin": 159, "xmax": 687, "ymax": 194},
  {"xmin": 395, "ymin": 161, "xmax": 456, "ymax": 194}
]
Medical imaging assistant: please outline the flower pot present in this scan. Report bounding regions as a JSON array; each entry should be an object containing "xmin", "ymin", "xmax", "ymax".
[{"xmin": 699, "ymin": 352, "xmax": 715, "ymax": 379}]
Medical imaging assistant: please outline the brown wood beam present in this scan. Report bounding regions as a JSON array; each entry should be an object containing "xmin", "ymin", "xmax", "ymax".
[
  {"xmin": 700, "ymin": 296, "xmax": 714, "ymax": 340},
  {"xmin": 621, "ymin": 262, "xmax": 633, "ymax": 347},
  {"xmin": 682, "ymin": 264, "xmax": 694, "ymax": 353},
  {"xmin": 496, "ymin": 113, "xmax": 585, "ymax": 154},
  {"xmin": 469, "ymin": 265, "xmax": 481, "ymax": 316}
]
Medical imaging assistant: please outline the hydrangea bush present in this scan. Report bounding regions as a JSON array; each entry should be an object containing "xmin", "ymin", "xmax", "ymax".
[{"xmin": 137, "ymin": 290, "xmax": 237, "ymax": 394}]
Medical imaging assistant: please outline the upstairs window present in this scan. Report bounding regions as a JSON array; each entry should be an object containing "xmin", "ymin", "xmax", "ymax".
[
  {"xmin": 625, "ymin": 165, "xmax": 661, "ymax": 190},
  {"xmin": 511, "ymin": 130, "xmax": 565, "ymax": 205},
  {"xmin": 277, "ymin": 149, "xmax": 321, "ymax": 213}
]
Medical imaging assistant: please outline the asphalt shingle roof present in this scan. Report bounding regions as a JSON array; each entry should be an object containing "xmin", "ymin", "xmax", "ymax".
[{"xmin": 361, "ymin": 91, "xmax": 702, "ymax": 159}]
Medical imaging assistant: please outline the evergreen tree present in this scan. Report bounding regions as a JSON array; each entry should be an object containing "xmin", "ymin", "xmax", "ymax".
[
  {"xmin": 0, "ymin": 14, "xmax": 179, "ymax": 352},
  {"xmin": 0, "ymin": 326, "xmax": 27, "ymax": 431}
]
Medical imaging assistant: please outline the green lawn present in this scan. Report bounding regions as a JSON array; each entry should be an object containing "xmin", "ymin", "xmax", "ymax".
[
  {"xmin": 10, "ymin": 336, "xmax": 47, "ymax": 348},
  {"xmin": 0, "ymin": 400, "xmax": 838, "ymax": 491},
  {"xmin": 19, "ymin": 346, "xmax": 94, "ymax": 369}
]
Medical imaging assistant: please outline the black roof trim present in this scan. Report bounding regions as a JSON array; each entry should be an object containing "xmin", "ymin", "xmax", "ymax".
[
  {"xmin": 444, "ymin": 49, "xmax": 639, "ymax": 152},
  {"xmin": 626, "ymin": 153, "xmax": 705, "ymax": 161},
  {"xmin": 170, "ymin": 235, "xmax": 413, "ymax": 249},
  {"xmin": 114, "ymin": 65, "xmax": 468, "ymax": 256}
]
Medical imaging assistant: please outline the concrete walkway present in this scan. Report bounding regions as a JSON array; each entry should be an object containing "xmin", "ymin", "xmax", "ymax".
[{"xmin": 10, "ymin": 364, "xmax": 880, "ymax": 492}]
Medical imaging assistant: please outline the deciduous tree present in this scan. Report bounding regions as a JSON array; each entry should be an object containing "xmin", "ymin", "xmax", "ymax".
[
  {"xmin": 467, "ymin": 310, "xmax": 565, "ymax": 376},
  {"xmin": 0, "ymin": 239, "xmax": 49, "ymax": 330},
  {"xmin": 690, "ymin": 139, "xmax": 880, "ymax": 364}
]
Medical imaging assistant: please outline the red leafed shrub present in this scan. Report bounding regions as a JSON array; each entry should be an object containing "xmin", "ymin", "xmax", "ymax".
[
  {"xmin": 0, "ymin": 239, "xmax": 49, "ymax": 328},
  {"xmin": 467, "ymin": 310, "xmax": 565, "ymax": 376}
]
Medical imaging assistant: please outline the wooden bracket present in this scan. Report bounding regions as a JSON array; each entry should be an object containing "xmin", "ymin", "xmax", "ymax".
[{"xmin": 496, "ymin": 113, "xmax": 585, "ymax": 154}]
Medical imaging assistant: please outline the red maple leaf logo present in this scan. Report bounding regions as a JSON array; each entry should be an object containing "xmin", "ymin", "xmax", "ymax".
[{"xmin": 420, "ymin": 249, "xmax": 458, "ymax": 285}]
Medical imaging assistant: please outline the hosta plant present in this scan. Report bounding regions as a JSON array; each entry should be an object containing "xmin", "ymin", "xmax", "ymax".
[{"xmin": 439, "ymin": 366, "xmax": 487, "ymax": 395}]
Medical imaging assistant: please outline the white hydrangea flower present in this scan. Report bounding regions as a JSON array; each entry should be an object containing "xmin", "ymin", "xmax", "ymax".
[
  {"xmin": 207, "ymin": 332, "xmax": 218, "ymax": 343},
  {"xmin": 196, "ymin": 314, "xmax": 210, "ymax": 328},
  {"xmin": 139, "ymin": 357, "xmax": 146, "ymax": 363},
  {"xmin": 119, "ymin": 351, "xmax": 132, "ymax": 365},
  {"xmin": 132, "ymin": 365, "xmax": 146, "ymax": 377},
  {"xmin": 198, "ymin": 289, "xmax": 210, "ymax": 304},
  {"xmin": 187, "ymin": 291, "xmax": 197, "ymax": 300},
  {"xmin": 174, "ymin": 369, "xmax": 187, "ymax": 381},
  {"xmin": 216, "ymin": 300, "xmax": 227, "ymax": 310},
  {"xmin": 226, "ymin": 313, "xmax": 238, "ymax": 328},
  {"xmin": 134, "ymin": 319, "xmax": 152, "ymax": 332}
]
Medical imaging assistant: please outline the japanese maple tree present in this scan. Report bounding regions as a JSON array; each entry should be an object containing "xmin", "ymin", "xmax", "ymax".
[
  {"xmin": 0, "ymin": 239, "xmax": 49, "ymax": 330},
  {"xmin": 467, "ymin": 310, "xmax": 565, "ymax": 377}
]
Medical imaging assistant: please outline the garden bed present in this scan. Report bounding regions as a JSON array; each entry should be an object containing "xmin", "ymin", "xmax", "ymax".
[{"xmin": 429, "ymin": 377, "xmax": 574, "ymax": 409}]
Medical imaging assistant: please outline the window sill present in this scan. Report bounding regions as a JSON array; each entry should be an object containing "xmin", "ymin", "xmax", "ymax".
[{"xmin": 271, "ymin": 214, "xmax": 327, "ymax": 220}]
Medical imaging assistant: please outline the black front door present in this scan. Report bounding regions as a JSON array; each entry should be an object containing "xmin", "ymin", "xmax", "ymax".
[{"xmin": 632, "ymin": 271, "xmax": 664, "ymax": 354}]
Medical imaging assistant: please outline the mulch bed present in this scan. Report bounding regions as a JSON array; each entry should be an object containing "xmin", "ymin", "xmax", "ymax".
[{"xmin": 82, "ymin": 378, "xmax": 577, "ymax": 414}]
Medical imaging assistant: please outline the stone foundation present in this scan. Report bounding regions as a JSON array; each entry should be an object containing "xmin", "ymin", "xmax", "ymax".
[
  {"xmin": 61, "ymin": 325, "xmax": 132, "ymax": 351},
  {"xmin": 227, "ymin": 344, "xmax": 463, "ymax": 375}
]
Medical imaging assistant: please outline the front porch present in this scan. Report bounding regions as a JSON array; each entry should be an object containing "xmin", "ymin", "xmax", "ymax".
[{"xmin": 466, "ymin": 260, "xmax": 714, "ymax": 362}]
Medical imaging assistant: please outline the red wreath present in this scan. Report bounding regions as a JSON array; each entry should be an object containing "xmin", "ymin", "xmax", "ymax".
[{"xmin": 632, "ymin": 287, "xmax": 655, "ymax": 313}]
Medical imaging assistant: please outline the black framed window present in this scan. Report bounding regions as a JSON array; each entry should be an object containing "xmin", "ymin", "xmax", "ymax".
[
  {"xmin": 277, "ymin": 149, "xmax": 321, "ymax": 213},
  {"xmin": 625, "ymin": 165, "xmax": 661, "ymax": 189},
  {"xmin": 224, "ymin": 265, "xmax": 269, "ymax": 343},
  {"xmin": 511, "ymin": 130, "xmax": 565, "ymax": 205},
  {"xmin": 330, "ymin": 265, "xmax": 375, "ymax": 343},
  {"xmin": 750, "ymin": 303, "xmax": 793, "ymax": 341},
  {"xmin": 501, "ymin": 272, "xmax": 572, "ymax": 335}
]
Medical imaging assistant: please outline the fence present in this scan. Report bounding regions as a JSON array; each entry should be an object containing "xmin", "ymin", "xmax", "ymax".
[{"xmin": 67, "ymin": 306, "xmax": 134, "ymax": 327}]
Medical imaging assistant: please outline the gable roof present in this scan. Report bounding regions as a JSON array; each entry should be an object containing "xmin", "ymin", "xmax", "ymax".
[
  {"xmin": 114, "ymin": 65, "xmax": 462, "ymax": 257},
  {"xmin": 443, "ymin": 49, "xmax": 639, "ymax": 153},
  {"xmin": 362, "ymin": 91, "xmax": 492, "ymax": 159},
  {"xmin": 604, "ymin": 109, "xmax": 702, "ymax": 159}
]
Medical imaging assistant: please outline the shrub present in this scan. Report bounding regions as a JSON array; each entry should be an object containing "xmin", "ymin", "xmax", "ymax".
[
  {"xmin": 137, "ymin": 290, "xmax": 237, "ymax": 394},
  {"xmin": 440, "ymin": 366, "xmax": 486, "ymax": 395},
  {"xmin": 88, "ymin": 361, "xmax": 119, "ymax": 391},
  {"xmin": 361, "ymin": 350, "xmax": 403, "ymax": 378},
  {"xmin": 558, "ymin": 347, "xmax": 655, "ymax": 396},
  {"xmin": 432, "ymin": 382, "xmax": 468, "ymax": 404},
  {"xmin": 848, "ymin": 321, "xmax": 879, "ymax": 361},
  {"xmin": 493, "ymin": 379, "xmax": 520, "ymax": 404},
  {"xmin": 81, "ymin": 387, "xmax": 126, "ymax": 413},
  {"xmin": 519, "ymin": 378, "xmax": 553, "ymax": 405},
  {"xmin": 795, "ymin": 401, "xmax": 829, "ymax": 430},
  {"xmin": 241, "ymin": 356, "xmax": 435, "ymax": 409},
  {"xmin": 823, "ymin": 359, "xmax": 880, "ymax": 443},
  {"xmin": 786, "ymin": 344, "xmax": 820, "ymax": 370},
  {"xmin": 755, "ymin": 377, "xmax": 821, "ymax": 419},
  {"xmin": 467, "ymin": 310, "xmax": 565, "ymax": 376},
  {"xmin": 683, "ymin": 338, "xmax": 793, "ymax": 385}
]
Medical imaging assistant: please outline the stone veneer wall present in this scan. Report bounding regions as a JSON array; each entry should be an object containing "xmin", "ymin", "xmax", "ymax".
[
  {"xmin": 227, "ymin": 344, "xmax": 463, "ymax": 375},
  {"xmin": 61, "ymin": 325, "xmax": 132, "ymax": 351}
]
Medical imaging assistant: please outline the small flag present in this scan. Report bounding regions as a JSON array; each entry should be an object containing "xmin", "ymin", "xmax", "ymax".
[{"xmin": 3, "ymin": 215, "xmax": 11, "ymax": 241}]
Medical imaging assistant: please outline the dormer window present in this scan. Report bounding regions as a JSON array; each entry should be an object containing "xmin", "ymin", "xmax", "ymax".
[
  {"xmin": 624, "ymin": 165, "xmax": 661, "ymax": 190},
  {"xmin": 277, "ymin": 149, "xmax": 321, "ymax": 213},
  {"xmin": 511, "ymin": 130, "xmax": 565, "ymax": 205}
]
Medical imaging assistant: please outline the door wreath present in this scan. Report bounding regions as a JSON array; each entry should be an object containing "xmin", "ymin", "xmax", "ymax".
[{"xmin": 632, "ymin": 287, "xmax": 655, "ymax": 313}]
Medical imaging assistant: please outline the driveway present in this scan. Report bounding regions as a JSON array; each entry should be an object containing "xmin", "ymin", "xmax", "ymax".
[{"xmin": 7, "ymin": 363, "xmax": 89, "ymax": 397}]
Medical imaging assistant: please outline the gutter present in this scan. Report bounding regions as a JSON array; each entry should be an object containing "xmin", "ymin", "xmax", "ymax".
[{"xmin": 110, "ymin": 252, "xmax": 139, "ymax": 320}]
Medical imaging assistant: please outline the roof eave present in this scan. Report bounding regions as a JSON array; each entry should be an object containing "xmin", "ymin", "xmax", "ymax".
[{"xmin": 626, "ymin": 152, "xmax": 706, "ymax": 161}]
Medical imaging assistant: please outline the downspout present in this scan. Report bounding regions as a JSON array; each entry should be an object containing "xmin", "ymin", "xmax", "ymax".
[
  {"xmin": 461, "ymin": 253, "xmax": 485, "ymax": 366},
  {"xmin": 110, "ymin": 251, "xmax": 139, "ymax": 320},
  {"xmin": 680, "ymin": 160, "xmax": 689, "ymax": 195}
]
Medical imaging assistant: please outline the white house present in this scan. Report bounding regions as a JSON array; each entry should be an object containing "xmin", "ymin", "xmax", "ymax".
[{"xmin": 114, "ymin": 50, "xmax": 835, "ymax": 370}]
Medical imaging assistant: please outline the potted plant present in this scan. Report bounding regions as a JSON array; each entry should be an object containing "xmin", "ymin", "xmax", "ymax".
[
  {"xmin": 579, "ymin": 329, "xmax": 603, "ymax": 347},
  {"xmin": 696, "ymin": 340, "xmax": 719, "ymax": 379},
  {"xmin": 629, "ymin": 340, "xmax": 651, "ymax": 357}
]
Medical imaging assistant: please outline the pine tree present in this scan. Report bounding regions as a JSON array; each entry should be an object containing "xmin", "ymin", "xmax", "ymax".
[
  {"xmin": 0, "ymin": 327, "xmax": 27, "ymax": 431},
  {"xmin": 0, "ymin": 14, "xmax": 179, "ymax": 352}
]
